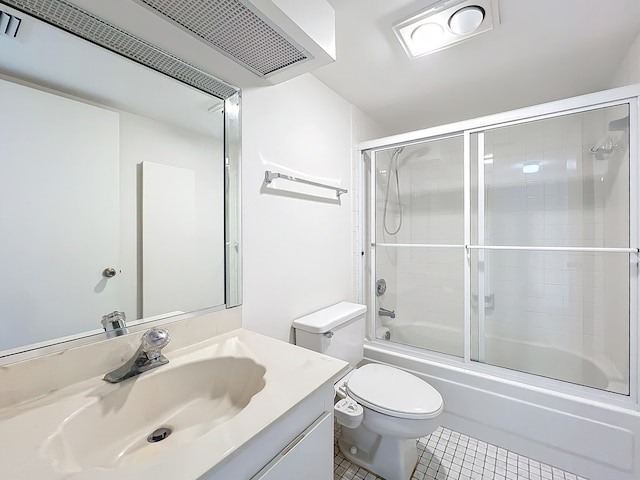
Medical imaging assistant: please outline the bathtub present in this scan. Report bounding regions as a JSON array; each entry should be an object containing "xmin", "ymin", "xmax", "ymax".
[
  {"xmin": 381, "ymin": 320, "xmax": 623, "ymax": 393},
  {"xmin": 367, "ymin": 319, "xmax": 640, "ymax": 480}
]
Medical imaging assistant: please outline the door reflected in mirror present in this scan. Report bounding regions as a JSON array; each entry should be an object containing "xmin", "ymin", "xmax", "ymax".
[{"xmin": 0, "ymin": 3, "xmax": 239, "ymax": 358}]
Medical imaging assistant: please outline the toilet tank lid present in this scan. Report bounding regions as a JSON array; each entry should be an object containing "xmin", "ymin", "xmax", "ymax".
[{"xmin": 292, "ymin": 302, "xmax": 367, "ymax": 333}]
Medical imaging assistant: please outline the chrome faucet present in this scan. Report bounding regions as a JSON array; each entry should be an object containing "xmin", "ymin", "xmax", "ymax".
[
  {"xmin": 103, "ymin": 327, "xmax": 171, "ymax": 383},
  {"xmin": 101, "ymin": 310, "xmax": 129, "ymax": 338},
  {"xmin": 378, "ymin": 307, "xmax": 396, "ymax": 319}
]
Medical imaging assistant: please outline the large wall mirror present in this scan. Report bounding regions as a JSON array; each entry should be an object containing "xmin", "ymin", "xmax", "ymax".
[{"xmin": 0, "ymin": 1, "xmax": 241, "ymax": 362}]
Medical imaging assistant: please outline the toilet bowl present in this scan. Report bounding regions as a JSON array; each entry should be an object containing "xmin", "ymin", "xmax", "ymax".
[
  {"xmin": 334, "ymin": 363, "xmax": 443, "ymax": 480},
  {"xmin": 293, "ymin": 302, "xmax": 444, "ymax": 480}
]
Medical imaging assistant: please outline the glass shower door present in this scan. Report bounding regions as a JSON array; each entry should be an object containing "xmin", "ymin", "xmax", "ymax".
[
  {"xmin": 373, "ymin": 136, "xmax": 466, "ymax": 357},
  {"xmin": 470, "ymin": 104, "xmax": 632, "ymax": 394}
]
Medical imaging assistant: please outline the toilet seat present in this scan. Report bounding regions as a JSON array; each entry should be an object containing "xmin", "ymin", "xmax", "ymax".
[{"xmin": 346, "ymin": 364, "xmax": 443, "ymax": 419}]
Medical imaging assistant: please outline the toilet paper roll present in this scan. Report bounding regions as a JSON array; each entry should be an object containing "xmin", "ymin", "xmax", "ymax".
[{"xmin": 376, "ymin": 327, "xmax": 390, "ymax": 340}]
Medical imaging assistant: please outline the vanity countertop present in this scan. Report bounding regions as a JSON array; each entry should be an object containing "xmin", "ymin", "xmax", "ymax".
[{"xmin": 0, "ymin": 328, "xmax": 348, "ymax": 479}]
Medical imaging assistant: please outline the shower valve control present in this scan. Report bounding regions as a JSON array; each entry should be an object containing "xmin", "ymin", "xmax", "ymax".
[{"xmin": 376, "ymin": 279, "xmax": 387, "ymax": 296}]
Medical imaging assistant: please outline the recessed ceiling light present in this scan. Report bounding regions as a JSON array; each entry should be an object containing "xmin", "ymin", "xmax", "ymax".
[
  {"xmin": 393, "ymin": 0, "xmax": 498, "ymax": 58},
  {"xmin": 449, "ymin": 6, "xmax": 485, "ymax": 35},
  {"xmin": 523, "ymin": 163, "xmax": 540, "ymax": 174}
]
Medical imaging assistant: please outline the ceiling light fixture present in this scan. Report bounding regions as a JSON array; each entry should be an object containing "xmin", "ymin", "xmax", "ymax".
[
  {"xmin": 449, "ymin": 6, "xmax": 485, "ymax": 35},
  {"xmin": 393, "ymin": 0, "xmax": 499, "ymax": 58},
  {"xmin": 410, "ymin": 22, "xmax": 445, "ymax": 50}
]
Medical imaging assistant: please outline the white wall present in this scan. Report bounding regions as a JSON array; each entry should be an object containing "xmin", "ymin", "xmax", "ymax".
[
  {"xmin": 611, "ymin": 31, "xmax": 640, "ymax": 87},
  {"xmin": 241, "ymin": 73, "xmax": 383, "ymax": 341}
]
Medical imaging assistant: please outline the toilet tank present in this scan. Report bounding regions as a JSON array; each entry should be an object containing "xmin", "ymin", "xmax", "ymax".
[{"xmin": 292, "ymin": 302, "xmax": 367, "ymax": 368}]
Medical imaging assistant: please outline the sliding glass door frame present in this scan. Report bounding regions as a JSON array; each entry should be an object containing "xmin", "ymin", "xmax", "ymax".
[{"xmin": 362, "ymin": 85, "xmax": 640, "ymax": 407}]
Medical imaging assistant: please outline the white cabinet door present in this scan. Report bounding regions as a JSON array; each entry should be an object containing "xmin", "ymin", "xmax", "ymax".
[
  {"xmin": 251, "ymin": 412, "xmax": 333, "ymax": 480},
  {"xmin": 0, "ymin": 78, "xmax": 120, "ymax": 350}
]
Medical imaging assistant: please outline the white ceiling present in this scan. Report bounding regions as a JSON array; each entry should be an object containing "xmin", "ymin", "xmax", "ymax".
[{"xmin": 313, "ymin": 0, "xmax": 640, "ymax": 135}]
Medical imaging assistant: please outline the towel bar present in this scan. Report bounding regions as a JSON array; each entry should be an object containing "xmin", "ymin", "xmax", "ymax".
[{"xmin": 264, "ymin": 170, "xmax": 348, "ymax": 198}]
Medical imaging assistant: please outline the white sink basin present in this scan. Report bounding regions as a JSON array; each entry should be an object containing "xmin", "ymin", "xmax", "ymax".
[
  {"xmin": 0, "ymin": 328, "xmax": 348, "ymax": 480},
  {"xmin": 42, "ymin": 356, "xmax": 266, "ymax": 473}
]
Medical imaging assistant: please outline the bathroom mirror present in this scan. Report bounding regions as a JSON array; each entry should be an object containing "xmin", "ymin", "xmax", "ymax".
[{"xmin": 0, "ymin": 2, "xmax": 241, "ymax": 360}]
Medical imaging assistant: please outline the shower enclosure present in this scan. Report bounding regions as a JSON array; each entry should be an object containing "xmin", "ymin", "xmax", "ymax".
[{"xmin": 363, "ymin": 88, "xmax": 637, "ymax": 399}]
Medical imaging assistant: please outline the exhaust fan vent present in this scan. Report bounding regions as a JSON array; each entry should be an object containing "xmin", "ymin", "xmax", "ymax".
[
  {"xmin": 0, "ymin": 9, "xmax": 21, "ymax": 37},
  {"xmin": 138, "ymin": 0, "xmax": 311, "ymax": 77},
  {"xmin": 1, "ymin": 0, "xmax": 239, "ymax": 99}
]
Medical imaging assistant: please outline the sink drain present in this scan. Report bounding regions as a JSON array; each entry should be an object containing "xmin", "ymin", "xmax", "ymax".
[{"xmin": 147, "ymin": 427, "xmax": 172, "ymax": 443}]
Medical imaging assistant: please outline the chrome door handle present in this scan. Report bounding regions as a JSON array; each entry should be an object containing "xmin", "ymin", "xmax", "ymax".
[{"xmin": 102, "ymin": 268, "xmax": 117, "ymax": 278}]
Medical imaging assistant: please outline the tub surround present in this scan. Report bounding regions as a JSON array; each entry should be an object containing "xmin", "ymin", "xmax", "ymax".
[
  {"xmin": 382, "ymin": 321, "xmax": 624, "ymax": 393},
  {"xmin": 365, "ymin": 342, "xmax": 640, "ymax": 480},
  {"xmin": 0, "ymin": 309, "xmax": 348, "ymax": 479}
]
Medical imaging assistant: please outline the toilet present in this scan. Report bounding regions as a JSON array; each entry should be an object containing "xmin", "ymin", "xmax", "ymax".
[{"xmin": 293, "ymin": 302, "xmax": 443, "ymax": 480}]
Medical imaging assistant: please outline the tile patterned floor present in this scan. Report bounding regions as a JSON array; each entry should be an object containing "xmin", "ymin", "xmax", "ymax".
[{"xmin": 334, "ymin": 426, "xmax": 589, "ymax": 480}]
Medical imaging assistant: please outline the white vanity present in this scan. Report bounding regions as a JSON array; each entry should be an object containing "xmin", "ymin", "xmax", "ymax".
[{"xmin": 0, "ymin": 310, "xmax": 348, "ymax": 479}]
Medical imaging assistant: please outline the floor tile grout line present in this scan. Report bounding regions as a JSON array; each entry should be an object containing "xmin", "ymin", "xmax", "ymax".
[{"xmin": 334, "ymin": 426, "xmax": 588, "ymax": 480}]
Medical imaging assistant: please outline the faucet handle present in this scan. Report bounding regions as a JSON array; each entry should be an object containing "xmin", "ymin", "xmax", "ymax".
[
  {"xmin": 141, "ymin": 328, "xmax": 170, "ymax": 359},
  {"xmin": 101, "ymin": 311, "xmax": 129, "ymax": 338}
]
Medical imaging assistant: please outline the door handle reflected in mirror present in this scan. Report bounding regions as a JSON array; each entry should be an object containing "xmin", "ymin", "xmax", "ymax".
[{"xmin": 102, "ymin": 268, "xmax": 117, "ymax": 278}]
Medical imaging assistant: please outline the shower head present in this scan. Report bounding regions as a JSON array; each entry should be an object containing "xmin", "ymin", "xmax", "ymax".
[
  {"xmin": 589, "ymin": 131, "xmax": 628, "ymax": 163},
  {"xmin": 591, "ymin": 139, "xmax": 615, "ymax": 152},
  {"xmin": 392, "ymin": 146, "xmax": 405, "ymax": 157},
  {"xmin": 390, "ymin": 144, "xmax": 431, "ymax": 168},
  {"xmin": 590, "ymin": 137, "xmax": 619, "ymax": 159},
  {"xmin": 590, "ymin": 116, "xmax": 628, "ymax": 160}
]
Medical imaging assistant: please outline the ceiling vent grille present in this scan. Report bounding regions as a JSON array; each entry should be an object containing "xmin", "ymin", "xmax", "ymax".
[
  {"xmin": 0, "ymin": 0, "xmax": 239, "ymax": 99},
  {"xmin": 137, "ymin": 0, "xmax": 311, "ymax": 77}
]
